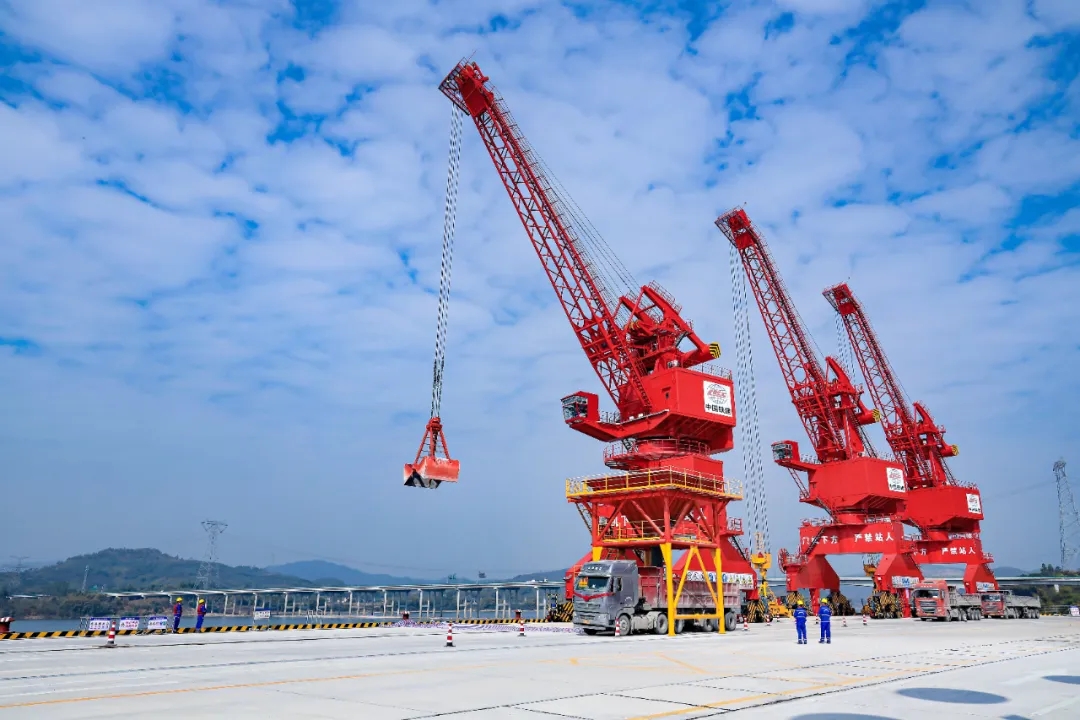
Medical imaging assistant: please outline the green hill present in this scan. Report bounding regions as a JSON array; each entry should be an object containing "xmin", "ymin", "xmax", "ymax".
[{"xmin": 0, "ymin": 548, "xmax": 317, "ymax": 595}]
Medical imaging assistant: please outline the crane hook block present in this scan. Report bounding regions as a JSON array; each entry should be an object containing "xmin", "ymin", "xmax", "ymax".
[{"xmin": 404, "ymin": 417, "xmax": 460, "ymax": 489}]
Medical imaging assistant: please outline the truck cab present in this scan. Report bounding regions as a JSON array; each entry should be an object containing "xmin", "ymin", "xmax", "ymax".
[
  {"xmin": 981, "ymin": 589, "xmax": 1042, "ymax": 619},
  {"xmin": 912, "ymin": 580, "xmax": 981, "ymax": 621},
  {"xmin": 571, "ymin": 560, "xmax": 639, "ymax": 634},
  {"xmin": 571, "ymin": 558, "xmax": 744, "ymax": 636}
]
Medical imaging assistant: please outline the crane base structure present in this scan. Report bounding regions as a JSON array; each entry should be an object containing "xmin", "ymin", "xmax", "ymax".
[{"xmin": 565, "ymin": 468, "xmax": 757, "ymax": 635}]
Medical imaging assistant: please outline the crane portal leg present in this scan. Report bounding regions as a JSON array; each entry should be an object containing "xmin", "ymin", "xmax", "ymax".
[
  {"xmin": 715, "ymin": 547, "xmax": 725, "ymax": 634},
  {"xmin": 661, "ymin": 543, "xmax": 674, "ymax": 637}
]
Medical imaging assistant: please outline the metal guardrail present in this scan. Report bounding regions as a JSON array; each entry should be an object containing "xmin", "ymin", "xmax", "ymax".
[{"xmin": 566, "ymin": 469, "xmax": 743, "ymax": 499}]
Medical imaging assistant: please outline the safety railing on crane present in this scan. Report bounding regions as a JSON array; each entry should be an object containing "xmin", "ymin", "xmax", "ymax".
[
  {"xmin": 694, "ymin": 361, "xmax": 734, "ymax": 380},
  {"xmin": 595, "ymin": 518, "xmax": 741, "ymax": 544},
  {"xmin": 566, "ymin": 469, "xmax": 744, "ymax": 500},
  {"xmin": 599, "ymin": 521, "xmax": 678, "ymax": 543},
  {"xmin": 602, "ymin": 438, "xmax": 713, "ymax": 464}
]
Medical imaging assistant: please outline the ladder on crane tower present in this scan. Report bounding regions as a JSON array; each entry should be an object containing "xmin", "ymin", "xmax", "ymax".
[{"xmin": 403, "ymin": 107, "xmax": 464, "ymax": 489}]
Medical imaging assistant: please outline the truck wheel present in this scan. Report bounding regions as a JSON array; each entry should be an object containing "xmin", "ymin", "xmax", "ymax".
[
  {"xmin": 616, "ymin": 614, "xmax": 632, "ymax": 637},
  {"xmin": 703, "ymin": 618, "xmax": 718, "ymax": 632},
  {"xmin": 725, "ymin": 611, "xmax": 737, "ymax": 632},
  {"xmin": 654, "ymin": 614, "xmax": 668, "ymax": 636},
  {"xmin": 674, "ymin": 619, "xmax": 686, "ymax": 635}
]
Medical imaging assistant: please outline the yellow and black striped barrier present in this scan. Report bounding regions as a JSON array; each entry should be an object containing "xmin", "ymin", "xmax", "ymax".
[{"xmin": 0, "ymin": 617, "xmax": 552, "ymax": 640}]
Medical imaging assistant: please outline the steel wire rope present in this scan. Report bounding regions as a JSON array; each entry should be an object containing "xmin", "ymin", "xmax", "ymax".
[
  {"xmin": 730, "ymin": 241, "xmax": 770, "ymax": 553},
  {"xmin": 430, "ymin": 107, "xmax": 464, "ymax": 419},
  {"xmin": 536, "ymin": 154, "xmax": 638, "ymax": 302},
  {"xmin": 490, "ymin": 95, "xmax": 634, "ymax": 311}
]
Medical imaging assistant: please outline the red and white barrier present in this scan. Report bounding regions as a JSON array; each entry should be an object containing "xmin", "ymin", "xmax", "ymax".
[
  {"xmin": 445, "ymin": 622, "xmax": 454, "ymax": 647},
  {"xmin": 106, "ymin": 620, "xmax": 117, "ymax": 648},
  {"xmin": 518, "ymin": 620, "xmax": 525, "ymax": 637}
]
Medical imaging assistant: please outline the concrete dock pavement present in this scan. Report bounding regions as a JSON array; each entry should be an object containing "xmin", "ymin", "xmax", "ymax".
[{"xmin": 0, "ymin": 618, "xmax": 1077, "ymax": 718}]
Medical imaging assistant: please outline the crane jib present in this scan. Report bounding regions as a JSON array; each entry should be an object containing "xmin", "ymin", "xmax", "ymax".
[{"xmin": 440, "ymin": 60, "xmax": 651, "ymax": 412}]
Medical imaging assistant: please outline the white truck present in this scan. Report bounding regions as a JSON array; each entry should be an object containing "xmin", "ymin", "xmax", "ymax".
[{"xmin": 571, "ymin": 560, "xmax": 751, "ymax": 635}]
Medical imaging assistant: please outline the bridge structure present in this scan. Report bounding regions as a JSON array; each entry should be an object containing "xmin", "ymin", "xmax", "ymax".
[
  {"xmin": 102, "ymin": 580, "xmax": 565, "ymax": 621},
  {"xmin": 97, "ymin": 576, "xmax": 1077, "ymax": 620}
]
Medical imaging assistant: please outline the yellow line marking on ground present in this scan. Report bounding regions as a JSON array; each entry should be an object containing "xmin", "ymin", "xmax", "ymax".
[
  {"xmin": 625, "ymin": 670, "xmax": 906, "ymax": 720},
  {"xmin": 0, "ymin": 662, "xmax": 492, "ymax": 711},
  {"xmin": 654, "ymin": 653, "xmax": 711, "ymax": 675}
]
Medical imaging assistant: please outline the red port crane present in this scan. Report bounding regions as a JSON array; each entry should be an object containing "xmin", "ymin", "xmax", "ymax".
[
  {"xmin": 824, "ymin": 283, "xmax": 998, "ymax": 593},
  {"xmin": 436, "ymin": 60, "xmax": 758, "ymax": 630},
  {"xmin": 716, "ymin": 208, "xmax": 923, "ymax": 613}
]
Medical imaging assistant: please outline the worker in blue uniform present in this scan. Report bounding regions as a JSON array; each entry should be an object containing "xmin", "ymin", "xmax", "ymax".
[
  {"xmin": 172, "ymin": 597, "xmax": 183, "ymax": 633},
  {"xmin": 793, "ymin": 598, "xmax": 808, "ymax": 644},
  {"xmin": 195, "ymin": 598, "xmax": 207, "ymax": 631},
  {"xmin": 818, "ymin": 597, "xmax": 832, "ymax": 643}
]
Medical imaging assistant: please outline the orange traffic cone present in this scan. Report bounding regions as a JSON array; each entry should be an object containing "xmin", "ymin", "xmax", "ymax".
[
  {"xmin": 743, "ymin": 616, "xmax": 748, "ymax": 631},
  {"xmin": 862, "ymin": 613, "xmax": 868, "ymax": 626},
  {"xmin": 106, "ymin": 620, "xmax": 117, "ymax": 648}
]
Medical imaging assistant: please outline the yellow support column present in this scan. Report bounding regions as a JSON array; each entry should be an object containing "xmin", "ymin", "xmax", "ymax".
[
  {"xmin": 661, "ymin": 542, "xmax": 674, "ymax": 636},
  {"xmin": 715, "ymin": 547, "xmax": 726, "ymax": 634},
  {"xmin": 591, "ymin": 547, "xmax": 602, "ymax": 561}
]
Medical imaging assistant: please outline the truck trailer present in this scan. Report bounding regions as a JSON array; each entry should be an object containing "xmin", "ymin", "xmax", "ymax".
[
  {"xmin": 912, "ymin": 580, "xmax": 982, "ymax": 621},
  {"xmin": 981, "ymin": 590, "xmax": 1041, "ymax": 619},
  {"xmin": 571, "ymin": 559, "xmax": 753, "ymax": 635}
]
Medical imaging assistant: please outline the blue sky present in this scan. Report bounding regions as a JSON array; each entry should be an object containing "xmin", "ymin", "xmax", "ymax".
[{"xmin": 1, "ymin": 0, "xmax": 1078, "ymax": 578}]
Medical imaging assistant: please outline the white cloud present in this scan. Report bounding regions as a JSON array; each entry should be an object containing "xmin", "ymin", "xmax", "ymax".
[{"xmin": 0, "ymin": 0, "xmax": 1078, "ymax": 575}]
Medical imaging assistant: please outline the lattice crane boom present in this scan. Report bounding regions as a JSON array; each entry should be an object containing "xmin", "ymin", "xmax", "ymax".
[
  {"xmin": 826, "ymin": 283, "xmax": 933, "ymax": 488},
  {"xmin": 715, "ymin": 209, "xmax": 868, "ymax": 464},
  {"xmin": 439, "ymin": 61, "xmax": 652, "ymax": 414},
  {"xmin": 824, "ymin": 283, "xmax": 958, "ymax": 490}
]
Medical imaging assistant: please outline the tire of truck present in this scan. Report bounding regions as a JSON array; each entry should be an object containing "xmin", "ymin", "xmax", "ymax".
[
  {"xmin": 654, "ymin": 614, "xmax": 668, "ymax": 636},
  {"xmin": 725, "ymin": 611, "xmax": 737, "ymax": 632},
  {"xmin": 703, "ymin": 618, "xmax": 718, "ymax": 632},
  {"xmin": 674, "ymin": 619, "xmax": 686, "ymax": 635},
  {"xmin": 616, "ymin": 614, "xmax": 632, "ymax": 637}
]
